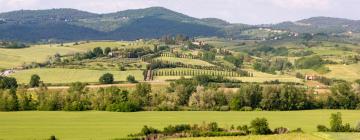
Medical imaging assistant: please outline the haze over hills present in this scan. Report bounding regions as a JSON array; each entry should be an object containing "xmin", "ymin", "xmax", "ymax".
[{"xmin": 0, "ymin": 7, "xmax": 359, "ymax": 42}]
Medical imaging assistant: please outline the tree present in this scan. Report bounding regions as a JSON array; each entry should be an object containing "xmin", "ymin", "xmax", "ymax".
[
  {"xmin": 29, "ymin": 74, "xmax": 41, "ymax": 88},
  {"xmin": 99, "ymin": 73, "xmax": 114, "ymax": 84},
  {"xmin": 132, "ymin": 83, "xmax": 152, "ymax": 106},
  {"xmin": 0, "ymin": 76, "xmax": 18, "ymax": 89},
  {"xmin": 250, "ymin": 118, "xmax": 272, "ymax": 135},
  {"xmin": 328, "ymin": 82, "xmax": 358, "ymax": 109},
  {"xmin": 93, "ymin": 47, "xmax": 104, "ymax": 57},
  {"xmin": 127, "ymin": 75, "xmax": 137, "ymax": 83}
]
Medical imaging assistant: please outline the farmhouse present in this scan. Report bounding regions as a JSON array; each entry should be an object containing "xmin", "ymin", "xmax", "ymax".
[{"xmin": 305, "ymin": 74, "xmax": 318, "ymax": 81}]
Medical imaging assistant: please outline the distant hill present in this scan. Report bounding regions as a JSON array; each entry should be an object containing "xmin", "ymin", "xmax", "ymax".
[
  {"xmin": 1, "ymin": 7, "xmax": 360, "ymax": 42},
  {"xmin": 271, "ymin": 17, "xmax": 360, "ymax": 33},
  {"xmin": 0, "ymin": 7, "xmax": 233, "ymax": 42}
]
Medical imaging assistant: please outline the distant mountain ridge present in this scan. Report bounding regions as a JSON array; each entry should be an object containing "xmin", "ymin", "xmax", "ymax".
[
  {"xmin": 0, "ymin": 7, "xmax": 360, "ymax": 42},
  {"xmin": 271, "ymin": 17, "xmax": 360, "ymax": 33}
]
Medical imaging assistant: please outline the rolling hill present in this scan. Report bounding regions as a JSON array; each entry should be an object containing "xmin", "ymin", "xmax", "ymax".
[
  {"xmin": 0, "ymin": 7, "xmax": 232, "ymax": 42},
  {"xmin": 1, "ymin": 7, "xmax": 360, "ymax": 42},
  {"xmin": 271, "ymin": 17, "xmax": 360, "ymax": 33}
]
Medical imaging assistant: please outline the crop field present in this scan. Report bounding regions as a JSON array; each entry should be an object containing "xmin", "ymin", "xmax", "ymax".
[
  {"xmin": 233, "ymin": 69, "xmax": 303, "ymax": 83},
  {"xmin": 0, "ymin": 110, "xmax": 359, "ymax": 140},
  {"xmin": 0, "ymin": 41, "xmax": 131, "ymax": 69},
  {"xmin": 154, "ymin": 57, "xmax": 214, "ymax": 66},
  {"xmin": 10, "ymin": 68, "xmax": 143, "ymax": 84}
]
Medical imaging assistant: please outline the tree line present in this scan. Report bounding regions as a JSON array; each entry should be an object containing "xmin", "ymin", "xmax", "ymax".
[{"xmin": 1, "ymin": 75, "xmax": 360, "ymax": 112}]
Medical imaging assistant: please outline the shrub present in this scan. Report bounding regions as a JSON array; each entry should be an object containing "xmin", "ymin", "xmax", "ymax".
[
  {"xmin": 127, "ymin": 75, "xmax": 137, "ymax": 83},
  {"xmin": 273, "ymin": 127, "xmax": 289, "ymax": 134},
  {"xmin": 240, "ymin": 106, "xmax": 253, "ymax": 111},
  {"xmin": 99, "ymin": 73, "xmax": 114, "ymax": 84},
  {"xmin": 237, "ymin": 125, "xmax": 250, "ymax": 134},
  {"xmin": 141, "ymin": 125, "xmax": 159, "ymax": 136},
  {"xmin": 250, "ymin": 118, "xmax": 272, "ymax": 135}
]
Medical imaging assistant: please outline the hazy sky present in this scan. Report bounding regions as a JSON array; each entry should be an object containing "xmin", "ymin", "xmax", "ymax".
[{"xmin": 0, "ymin": 0, "xmax": 358, "ymax": 24}]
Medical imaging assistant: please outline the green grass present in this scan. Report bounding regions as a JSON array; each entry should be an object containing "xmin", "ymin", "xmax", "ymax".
[
  {"xmin": 154, "ymin": 57, "xmax": 214, "ymax": 66},
  {"xmin": 10, "ymin": 68, "xmax": 143, "ymax": 84},
  {"xmin": 0, "ymin": 110, "xmax": 359, "ymax": 140}
]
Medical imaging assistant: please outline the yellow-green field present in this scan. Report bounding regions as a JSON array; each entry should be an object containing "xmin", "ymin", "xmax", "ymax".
[
  {"xmin": 296, "ymin": 63, "xmax": 360, "ymax": 82},
  {"xmin": 233, "ymin": 69, "xmax": 302, "ymax": 83},
  {"xmin": 154, "ymin": 57, "xmax": 214, "ymax": 66},
  {"xmin": 324, "ymin": 64, "xmax": 360, "ymax": 82},
  {"xmin": 0, "ymin": 110, "xmax": 359, "ymax": 140},
  {"xmin": 0, "ymin": 41, "xmax": 130, "ymax": 69},
  {"xmin": 10, "ymin": 68, "xmax": 143, "ymax": 84}
]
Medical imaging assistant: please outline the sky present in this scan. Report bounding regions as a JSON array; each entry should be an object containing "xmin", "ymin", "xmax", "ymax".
[{"xmin": 0, "ymin": 0, "xmax": 359, "ymax": 24}]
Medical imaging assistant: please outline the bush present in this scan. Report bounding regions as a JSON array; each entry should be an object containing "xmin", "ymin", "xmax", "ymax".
[
  {"xmin": 127, "ymin": 75, "xmax": 137, "ymax": 83},
  {"xmin": 99, "ymin": 73, "xmax": 114, "ymax": 84},
  {"xmin": 29, "ymin": 74, "xmax": 41, "ymax": 88},
  {"xmin": 317, "ymin": 125, "xmax": 329, "ymax": 132},
  {"xmin": 250, "ymin": 118, "xmax": 272, "ymax": 135},
  {"xmin": 273, "ymin": 127, "xmax": 289, "ymax": 134},
  {"xmin": 240, "ymin": 106, "xmax": 253, "ymax": 111},
  {"xmin": 106, "ymin": 102, "xmax": 142, "ymax": 112},
  {"xmin": 237, "ymin": 125, "xmax": 250, "ymax": 134},
  {"xmin": 141, "ymin": 125, "xmax": 159, "ymax": 136}
]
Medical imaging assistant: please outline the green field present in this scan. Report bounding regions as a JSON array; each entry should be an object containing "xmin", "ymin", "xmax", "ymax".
[
  {"xmin": 154, "ymin": 57, "xmax": 214, "ymax": 66},
  {"xmin": 0, "ymin": 41, "xmax": 134, "ymax": 69},
  {"xmin": 10, "ymin": 68, "xmax": 143, "ymax": 84},
  {"xmin": 0, "ymin": 110, "xmax": 359, "ymax": 140}
]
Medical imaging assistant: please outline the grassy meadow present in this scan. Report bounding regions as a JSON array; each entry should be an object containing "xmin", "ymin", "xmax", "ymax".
[
  {"xmin": 0, "ymin": 110, "xmax": 359, "ymax": 140},
  {"xmin": 10, "ymin": 68, "xmax": 143, "ymax": 84}
]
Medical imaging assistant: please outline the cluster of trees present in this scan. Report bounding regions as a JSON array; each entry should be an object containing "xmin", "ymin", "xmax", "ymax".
[
  {"xmin": 224, "ymin": 55, "xmax": 244, "ymax": 67},
  {"xmin": 130, "ymin": 118, "xmax": 301, "ymax": 139},
  {"xmin": 72, "ymin": 47, "xmax": 153, "ymax": 61},
  {"xmin": 1, "ymin": 75, "xmax": 360, "ymax": 112},
  {"xmin": 160, "ymin": 34, "xmax": 190, "ymax": 45},
  {"xmin": 0, "ymin": 82, "xmax": 151, "ymax": 112},
  {"xmin": 0, "ymin": 41, "xmax": 28, "ymax": 49},
  {"xmin": 247, "ymin": 46, "xmax": 288, "ymax": 57},
  {"xmin": 253, "ymin": 58, "xmax": 292, "ymax": 74},
  {"xmin": 317, "ymin": 112, "xmax": 360, "ymax": 132},
  {"xmin": 294, "ymin": 55, "xmax": 335, "ymax": 70}
]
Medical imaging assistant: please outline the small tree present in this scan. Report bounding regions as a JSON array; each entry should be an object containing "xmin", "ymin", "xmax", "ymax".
[
  {"xmin": 127, "ymin": 75, "xmax": 137, "ymax": 83},
  {"xmin": 250, "ymin": 118, "xmax": 272, "ymax": 135},
  {"xmin": 29, "ymin": 74, "xmax": 41, "ymax": 88},
  {"xmin": 99, "ymin": 73, "xmax": 114, "ymax": 84},
  {"xmin": 104, "ymin": 47, "xmax": 111, "ymax": 56},
  {"xmin": 330, "ymin": 112, "xmax": 343, "ymax": 132}
]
